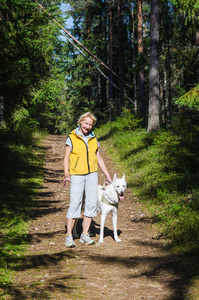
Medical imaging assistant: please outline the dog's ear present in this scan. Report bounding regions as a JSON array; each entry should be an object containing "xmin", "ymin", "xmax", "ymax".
[
  {"xmin": 122, "ymin": 174, "xmax": 125, "ymax": 180},
  {"xmin": 113, "ymin": 174, "xmax": 117, "ymax": 181}
]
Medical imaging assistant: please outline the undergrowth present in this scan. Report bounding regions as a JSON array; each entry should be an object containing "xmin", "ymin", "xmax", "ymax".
[
  {"xmin": 95, "ymin": 108, "xmax": 199, "ymax": 298},
  {"xmin": 0, "ymin": 128, "xmax": 45, "ymax": 297},
  {"xmin": 95, "ymin": 109, "xmax": 199, "ymax": 254}
]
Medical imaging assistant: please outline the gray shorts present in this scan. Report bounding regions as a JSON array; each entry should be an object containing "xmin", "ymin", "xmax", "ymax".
[{"xmin": 66, "ymin": 172, "xmax": 98, "ymax": 219}]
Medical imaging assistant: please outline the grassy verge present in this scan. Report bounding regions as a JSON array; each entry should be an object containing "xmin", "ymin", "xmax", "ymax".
[
  {"xmin": 95, "ymin": 111, "xmax": 199, "ymax": 298},
  {"xmin": 96, "ymin": 115, "xmax": 199, "ymax": 253},
  {"xmin": 0, "ymin": 129, "xmax": 46, "ymax": 297}
]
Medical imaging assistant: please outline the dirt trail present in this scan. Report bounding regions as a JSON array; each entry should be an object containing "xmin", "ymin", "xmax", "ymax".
[{"xmin": 13, "ymin": 135, "xmax": 182, "ymax": 300}]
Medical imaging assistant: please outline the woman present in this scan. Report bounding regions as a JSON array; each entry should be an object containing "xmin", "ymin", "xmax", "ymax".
[{"xmin": 63, "ymin": 112, "xmax": 112, "ymax": 247}]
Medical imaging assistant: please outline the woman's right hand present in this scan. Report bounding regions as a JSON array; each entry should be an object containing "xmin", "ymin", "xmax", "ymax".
[{"xmin": 63, "ymin": 175, "xmax": 70, "ymax": 187}]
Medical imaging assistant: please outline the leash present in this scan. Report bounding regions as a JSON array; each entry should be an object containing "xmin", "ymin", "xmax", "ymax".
[
  {"xmin": 101, "ymin": 179, "xmax": 112, "ymax": 190},
  {"xmin": 106, "ymin": 180, "xmax": 112, "ymax": 185}
]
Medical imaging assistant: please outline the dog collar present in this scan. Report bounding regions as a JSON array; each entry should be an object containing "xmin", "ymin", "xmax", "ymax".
[{"xmin": 102, "ymin": 194, "xmax": 118, "ymax": 209}]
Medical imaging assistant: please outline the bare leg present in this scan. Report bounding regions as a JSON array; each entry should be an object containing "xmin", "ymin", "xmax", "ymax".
[
  {"xmin": 66, "ymin": 218, "xmax": 76, "ymax": 235},
  {"xmin": 82, "ymin": 216, "xmax": 92, "ymax": 233}
]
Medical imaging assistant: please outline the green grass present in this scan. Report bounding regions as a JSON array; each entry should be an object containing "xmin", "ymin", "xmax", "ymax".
[
  {"xmin": 95, "ymin": 112, "xmax": 199, "ymax": 298},
  {"xmin": 95, "ymin": 114, "xmax": 199, "ymax": 254},
  {"xmin": 0, "ymin": 129, "xmax": 45, "ymax": 296}
]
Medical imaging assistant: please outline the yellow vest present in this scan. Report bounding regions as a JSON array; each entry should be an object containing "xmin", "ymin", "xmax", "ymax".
[{"xmin": 68, "ymin": 130, "xmax": 98, "ymax": 175}]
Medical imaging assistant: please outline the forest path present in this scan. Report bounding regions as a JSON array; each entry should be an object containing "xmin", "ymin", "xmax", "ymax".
[{"xmin": 13, "ymin": 135, "xmax": 182, "ymax": 300}]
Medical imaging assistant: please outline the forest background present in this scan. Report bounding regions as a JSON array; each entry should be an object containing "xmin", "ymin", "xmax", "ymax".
[{"xmin": 1, "ymin": 0, "xmax": 199, "ymax": 297}]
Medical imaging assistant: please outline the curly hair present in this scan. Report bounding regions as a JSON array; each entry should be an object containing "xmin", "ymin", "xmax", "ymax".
[{"xmin": 77, "ymin": 112, "xmax": 97, "ymax": 126}]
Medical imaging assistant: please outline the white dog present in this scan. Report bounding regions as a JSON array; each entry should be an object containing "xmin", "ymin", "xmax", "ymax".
[{"xmin": 97, "ymin": 174, "xmax": 127, "ymax": 244}]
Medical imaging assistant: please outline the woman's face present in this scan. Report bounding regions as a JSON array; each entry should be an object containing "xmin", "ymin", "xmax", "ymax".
[{"xmin": 80, "ymin": 117, "xmax": 94, "ymax": 136}]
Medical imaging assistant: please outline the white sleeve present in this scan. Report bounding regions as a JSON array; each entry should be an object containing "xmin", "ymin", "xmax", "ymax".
[
  {"xmin": 96, "ymin": 138, "xmax": 99, "ymax": 147},
  {"xmin": 66, "ymin": 136, "xmax": 72, "ymax": 148}
]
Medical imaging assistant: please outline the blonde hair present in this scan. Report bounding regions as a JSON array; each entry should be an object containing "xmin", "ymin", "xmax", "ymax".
[{"xmin": 78, "ymin": 112, "xmax": 97, "ymax": 126}]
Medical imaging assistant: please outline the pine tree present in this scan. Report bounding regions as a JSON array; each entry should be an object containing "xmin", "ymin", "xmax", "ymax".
[{"xmin": 148, "ymin": 0, "xmax": 160, "ymax": 132}]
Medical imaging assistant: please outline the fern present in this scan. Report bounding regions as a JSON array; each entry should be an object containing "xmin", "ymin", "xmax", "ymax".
[{"xmin": 174, "ymin": 85, "xmax": 199, "ymax": 109}]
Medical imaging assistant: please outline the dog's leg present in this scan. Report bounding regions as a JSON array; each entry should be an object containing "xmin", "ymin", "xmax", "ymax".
[
  {"xmin": 112, "ymin": 210, "xmax": 121, "ymax": 242},
  {"xmin": 99, "ymin": 212, "xmax": 107, "ymax": 243}
]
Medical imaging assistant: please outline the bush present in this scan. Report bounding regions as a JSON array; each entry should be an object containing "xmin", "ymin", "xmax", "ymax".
[
  {"xmin": 116, "ymin": 109, "xmax": 143, "ymax": 131},
  {"xmin": 11, "ymin": 107, "xmax": 39, "ymax": 144}
]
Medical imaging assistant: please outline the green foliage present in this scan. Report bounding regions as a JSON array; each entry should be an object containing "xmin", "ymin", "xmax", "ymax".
[
  {"xmin": 95, "ymin": 112, "xmax": 199, "ymax": 254},
  {"xmin": 11, "ymin": 107, "xmax": 39, "ymax": 142},
  {"xmin": 116, "ymin": 109, "xmax": 143, "ymax": 131},
  {"xmin": 156, "ymin": 189, "xmax": 199, "ymax": 251},
  {"xmin": 171, "ymin": 0, "xmax": 199, "ymax": 24},
  {"xmin": 62, "ymin": 53, "xmax": 96, "ymax": 127},
  {"xmin": 0, "ymin": 0, "xmax": 198, "ymax": 134},
  {"xmin": 0, "ymin": 0, "xmax": 65, "ymax": 129},
  {"xmin": 0, "ymin": 129, "xmax": 45, "ymax": 291},
  {"xmin": 174, "ymin": 85, "xmax": 199, "ymax": 109},
  {"xmin": 96, "ymin": 109, "xmax": 143, "ymax": 136},
  {"xmin": 170, "ymin": 108, "xmax": 199, "ymax": 153},
  {"xmin": 30, "ymin": 70, "xmax": 67, "ymax": 133},
  {"xmin": 172, "ymin": 0, "xmax": 199, "ymax": 10},
  {"xmin": 152, "ymin": 131, "xmax": 181, "ymax": 172}
]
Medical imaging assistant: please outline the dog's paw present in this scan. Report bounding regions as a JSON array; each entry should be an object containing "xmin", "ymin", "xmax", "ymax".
[
  {"xmin": 98, "ymin": 239, "xmax": 103, "ymax": 244},
  {"xmin": 115, "ymin": 238, "xmax": 121, "ymax": 242}
]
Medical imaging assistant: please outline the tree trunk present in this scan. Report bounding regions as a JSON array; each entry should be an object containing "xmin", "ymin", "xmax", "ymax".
[
  {"xmin": 196, "ymin": 31, "xmax": 199, "ymax": 84},
  {"xmin": 108, "ymin": 1, "xmax": 114, "ymax": 120},
  {"xmin": 86, "ymin": 13, "xmax": 92, "ymax": 103},
  {"xmin": 117, "ymin": 0, "xmax": 124, "ymax": 112},
  {"xmin": 137, "ymin": 0, "xmax": 145, "ymax": 115},
  {"xmin": 147, "ymin": 0, "xmax": 160, "ymax": 132},
  {"xmin": 132, "ymin": 10, "xmax": 137, "ymax": 113},
  {"xmin": 167, "ymin": 36, "xmax": 172, "ymax": 118}
]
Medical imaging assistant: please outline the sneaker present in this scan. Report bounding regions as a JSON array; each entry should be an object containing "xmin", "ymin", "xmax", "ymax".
[
  {"xmin": 65, "ymin": 234, "xmax": 76, "ymax": 248},
  {"xmin": 80, "ymin": 232, "xmax": 95, "ymax": 245}
]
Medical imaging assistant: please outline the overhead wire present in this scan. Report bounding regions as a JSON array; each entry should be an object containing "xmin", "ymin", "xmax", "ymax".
[{"xmin": 37, "ymin": 3, "xmax": 133, "ymax": 103}]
